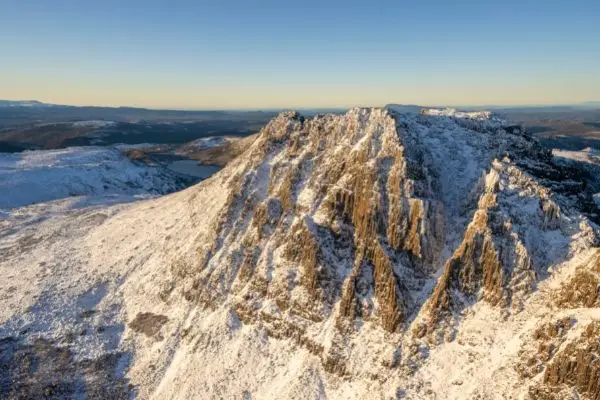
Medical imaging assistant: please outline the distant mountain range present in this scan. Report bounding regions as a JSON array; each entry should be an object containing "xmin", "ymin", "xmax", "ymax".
[
  {"xmin": 582, "ymin": 101, "xmax": 600, "ymax": 108},
  {"xmin": 0, "ymin": 100, "xmax": 58, "ymax": 108},
  {"xmin": 3, "ymin": 99, "xmax": 600, "ymax": 112},
  {"xmin": 386, "ymin": 102, "xmax": 600, "ymax": 113},
  {"xmin": 1, "ymin": 100, "xmax": 599, "ymax": 154},
  {"xmin": 0, "ymin": 100, "xmax": 345, "ymax": 115}
]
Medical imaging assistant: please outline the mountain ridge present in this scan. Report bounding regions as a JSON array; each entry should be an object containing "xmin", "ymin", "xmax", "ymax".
[{"xmin": 0, "ymin": 100, "xmax": 56, "ymax": 108}]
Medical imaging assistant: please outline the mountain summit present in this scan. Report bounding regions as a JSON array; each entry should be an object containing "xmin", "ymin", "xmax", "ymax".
[{"xmin": 1, "ymin": 108, "xmax": 599, "ymax": 399}]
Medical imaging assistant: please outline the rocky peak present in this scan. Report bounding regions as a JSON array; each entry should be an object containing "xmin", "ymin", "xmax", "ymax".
[{"xmin": 167, "ymin": 107, "xmax": 598, "ymax": 372}]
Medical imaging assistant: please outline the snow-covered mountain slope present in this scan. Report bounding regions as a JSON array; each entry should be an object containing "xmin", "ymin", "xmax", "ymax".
[
  {"xmin": 553, "ymin": 147, "xmax": 600, "ymax": 165},
  {"xmin": 177, "ymin": 136, "xmax": 229, "ymax": 151},
  {"xmin": 1, "ymin": 108, "xmax": 599, "ymax": 399},
  {"xmin": 0, "ymin": 147, "xmax": 194, "ymax": 209},
  {"xmin": 552, "ymin": 147, "xmax": 600, "ymax": 211}
]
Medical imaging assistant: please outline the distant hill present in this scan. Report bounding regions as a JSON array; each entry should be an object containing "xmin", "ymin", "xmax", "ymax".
[
  {"xmin": 580, "ymin": 101, "xmax": 600, "ymax": 109},
  {"xmin": 384, "ymin": 103, "xmax": 425, "ymax": 113},
  {"xmin": 0, "ymin": 100, "xmax": 281, "ymax": 151},
  {"xmin": 0, "ymin": 100, "xmax": 57, "ymax": 108},
  {"xmin": 0, "ymin": 100, "xmax": 277, "ymax": 124}
]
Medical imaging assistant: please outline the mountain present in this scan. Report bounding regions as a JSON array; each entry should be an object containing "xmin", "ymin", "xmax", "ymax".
[
  {"xmin": 0, "ymin": 101, "xmax": 278, "ymax": 133},
  {"xmin": 0, "ymin": 100, "xmax": 57, "ymax": 108},
  {"xmin": 1, "ymin": 108, "xmax": 599, "ymax": 399},
  {"xmin": 384, "ymin": 103, "xmax": 425, "ymax": 114},
  {"xmin": 580, "ymin": 101, "xmax": 600, "ymax": 109}
]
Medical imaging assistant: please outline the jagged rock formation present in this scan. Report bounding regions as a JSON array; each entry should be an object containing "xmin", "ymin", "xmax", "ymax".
[
  {"xmin": 516, "ymin": 317, "xmax": 574, "ymax": 380},
  {"xmin": 540, "ymin": 321, "xmax": 600, "ymax": 399},
  {"xmin": 177, "ymin": 109, "xmax": 447, "ymax": 336},
  {"xmin": 555, "ymin": 248, "xmax": 600, "ymax": 308},
  {"xmin": 164, "ymin": 107, "xmax": 600, "ymax": 394},
  {"xmin": 161, "ymin": 108, "xmax": 599, "ymax": 389},
  {"xmin": 527, "ymin": 320, "xmax": 600, "ymax": 399},
  {"xmin": 2, "ymin": 107, "xmax": 600, "ymax": 399}
]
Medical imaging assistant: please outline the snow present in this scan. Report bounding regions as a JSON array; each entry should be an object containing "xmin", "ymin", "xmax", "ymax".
[
  {"xmin": 394, "ymin": 110, "xmax": 495, "ymax": 250},
  {"xmin": 72, "ymin": 120, "xmax": 117, "ymax": 128},
  {"xmin": 0, "ymin": 170, "xmax": 235, "ymax": 397},
  {"xmin": 175, "ymin": 136, "xmax": 242, "ymax": 156},
  {"xmin": 181, "ymin": 136, "xmax": 229, "ymax": 150},
  {"xmin": 553, "ymin": 147, "xmax": 600, "ymax": 165},
  {"xmin": 421, "ymin": 107, "xmax": 497, "ymax": 121},
  {"xmin": 0, "ymin": 147, "xmax": 189, "ymax": 209}
]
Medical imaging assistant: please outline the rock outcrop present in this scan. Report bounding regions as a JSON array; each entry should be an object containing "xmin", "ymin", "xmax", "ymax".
[{"xmin": 528, "ymin": 321, "xmax": 600, "ymax": 399}]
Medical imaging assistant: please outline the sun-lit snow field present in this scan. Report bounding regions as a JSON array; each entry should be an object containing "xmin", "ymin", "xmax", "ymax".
[
  {"xmin": 0, "ymin": 147, "xmax": 190, "ymax": 209},
  {"xmin": 1, "ymin": 109, "xmax": 599, "ymax": 399},
  {"xmin": 553, "ymin": 147, "xmax": 600, "ymax": 165}
]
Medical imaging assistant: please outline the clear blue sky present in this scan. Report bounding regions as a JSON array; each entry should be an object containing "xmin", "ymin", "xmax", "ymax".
[{"xmin": 1, "ymin": 0, "xmax": 599, "ymax": 109}]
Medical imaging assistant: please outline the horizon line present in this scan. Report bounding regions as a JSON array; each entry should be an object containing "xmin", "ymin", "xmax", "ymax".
[{"xmin": 2, "ymin": 98, "xmax": 599, "ymax": 112}]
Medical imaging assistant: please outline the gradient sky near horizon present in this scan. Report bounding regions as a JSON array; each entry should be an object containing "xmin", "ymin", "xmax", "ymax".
[{"xmin": 1, "ymin": 0, "xmax": 599, "ymax": 109}]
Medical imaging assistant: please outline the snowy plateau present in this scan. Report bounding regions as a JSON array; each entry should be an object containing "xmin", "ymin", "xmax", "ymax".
[
  {"xmin": 0, "ymin": 146, "xmax": 194, "ymax": 209},
  {"xmin": 1, "ymin": 108, "xmax": 600, "ymax": 399}
]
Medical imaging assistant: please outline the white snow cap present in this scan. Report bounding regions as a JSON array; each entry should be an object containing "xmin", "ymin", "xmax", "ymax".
[{"xmin": 421, "ymin": 107, "xmax": 495, "ymax": 120}]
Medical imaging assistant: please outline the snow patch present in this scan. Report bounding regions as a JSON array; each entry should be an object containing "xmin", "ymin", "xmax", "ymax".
[{"xmin": 72, "ymin": 120, "xmax": 117, "ymax": 128}]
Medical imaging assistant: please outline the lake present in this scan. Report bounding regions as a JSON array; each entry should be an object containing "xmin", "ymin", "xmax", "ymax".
[{"xmin": 167, "ymin": 160, "xmax": 221, "ymax": 179}]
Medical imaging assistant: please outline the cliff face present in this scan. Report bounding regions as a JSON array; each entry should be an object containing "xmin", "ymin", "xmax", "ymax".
[
  {"xmin": 425, "ymin": 162, "xmax": 560, "ymax": 329},
  {"xmin": 539, "ymin": 321, "xmax": 600, "ymax": 400},
  {"xmin": 181, "ymin": 110, "xmax": 444, "ymax": 332}
]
